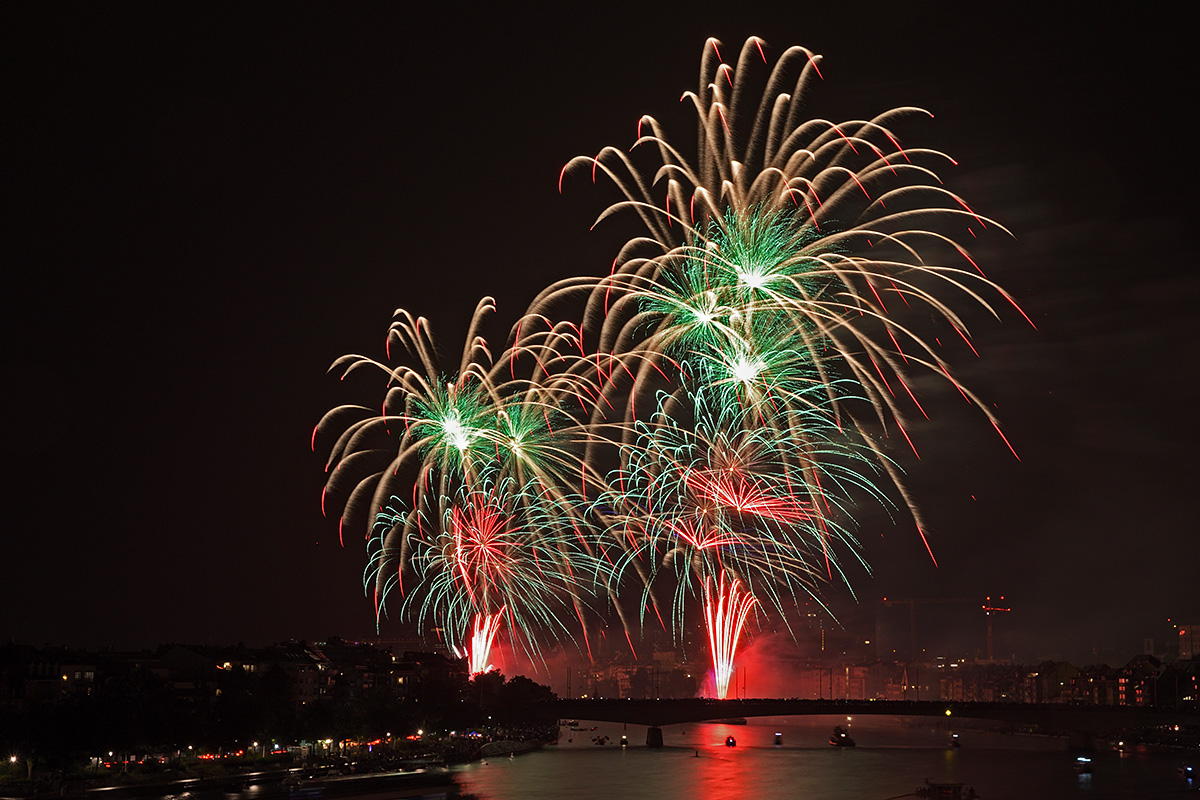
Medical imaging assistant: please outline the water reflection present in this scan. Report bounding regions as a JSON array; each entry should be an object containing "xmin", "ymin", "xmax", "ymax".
[{"xmin": 456, "ymin": 716, "xmax": 1192, "ymax": 800}]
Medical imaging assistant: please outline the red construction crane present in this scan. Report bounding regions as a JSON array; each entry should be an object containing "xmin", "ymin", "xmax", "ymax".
[
  {"xmin": 881, "ymin": 596, "xmax": 1011, "ymax": 661},
  {"xmin": 982, "ymin": 596, "xmax": 1010, "ymax": 661}
]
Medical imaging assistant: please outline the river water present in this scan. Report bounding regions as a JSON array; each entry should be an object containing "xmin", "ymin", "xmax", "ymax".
[{"xmin": 453, "ymin": 716, "xmax": 1198, "ymax": 799}]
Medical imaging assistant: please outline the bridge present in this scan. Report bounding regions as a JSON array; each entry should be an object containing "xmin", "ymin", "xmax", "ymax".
[{"xmin": 549, "ymin": 698, "xmax": 1200, "ymax": 747}]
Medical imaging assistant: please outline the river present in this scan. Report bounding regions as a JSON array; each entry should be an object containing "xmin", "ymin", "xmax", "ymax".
[{"xmin": 452, "ymin": 716, "xmax": 1198, "ymax": 799}]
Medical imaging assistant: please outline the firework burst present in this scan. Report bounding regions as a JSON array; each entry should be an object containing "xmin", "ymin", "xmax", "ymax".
[
  {"xmin": 546, "ymin": 36, "xmax": 1029, "ymax": 563},
  {"xmin": 598, "ymin": 387, "xmax": 883, "ymax": 641},
  {"xmin": 316, "ymin": 37, "xmax": 1025, "ymax": 681},
  {"xmin": 371, "ymin": 476, "xmax": 607, "ymax": 662},
  {"xmin": 317, "ymin": 298, "xmax": 615, "ymax": 658}
]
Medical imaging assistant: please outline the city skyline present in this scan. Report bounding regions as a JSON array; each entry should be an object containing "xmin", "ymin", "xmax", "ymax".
[{"xmin": 4, "ymin": 4, "xmax": 1197, "ymax": 667}]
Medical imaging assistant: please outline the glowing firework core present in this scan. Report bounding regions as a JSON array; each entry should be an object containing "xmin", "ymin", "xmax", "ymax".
[
  {"xmin": 730, "ymin": 354, "xmax": 764, "ymax": 384},
  {"xmin": 704, "ymin": 573, "xmax": 757, "ymax": 700},
  {"xmin": 442, "ymin": 411, "xmax": 474, "ymax": 452},
  {"xmin": 736, "ymin": 267, "xmax": 768, "ymax": 290}
]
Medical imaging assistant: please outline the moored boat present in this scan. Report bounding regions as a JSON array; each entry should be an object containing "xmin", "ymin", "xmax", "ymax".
[{"xmin": 829, "ymin": 726, "xmax": 855, "ymax": 747}]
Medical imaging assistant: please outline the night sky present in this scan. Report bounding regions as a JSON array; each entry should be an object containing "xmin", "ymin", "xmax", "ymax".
[{"xmin": 4, "ymin": 4, "xmax": 1197, "ymax": 668}]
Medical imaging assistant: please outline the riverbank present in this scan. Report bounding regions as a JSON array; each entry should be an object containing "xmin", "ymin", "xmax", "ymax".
[
  {"xmin": 0, "ymin": 765, "xmax": 461, "ymax": 800},
  {"xmin": 0, "ymin": 727, "xmax": 555, "ymax": 800}
]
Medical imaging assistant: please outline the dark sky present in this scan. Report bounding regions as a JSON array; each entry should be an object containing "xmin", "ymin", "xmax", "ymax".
[{"xmin": 4, "ymin": 3, "xmax": 1196, "ymax": 667}]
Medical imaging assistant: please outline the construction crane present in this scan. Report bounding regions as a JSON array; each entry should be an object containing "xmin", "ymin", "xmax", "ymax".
[
  {"xmin": 982, "ymin": 596, "xmax": 1010, "ymax": 661},
  {"xmin": 881, "ymin": 596, "xmax": 1010, "ymax": 661}
]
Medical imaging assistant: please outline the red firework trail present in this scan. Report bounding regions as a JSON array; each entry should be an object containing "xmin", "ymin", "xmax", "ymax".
[
  {"xmin": 462, "ymin": 607, "xmax": 505, "ymax": 676},
  {"xmin": 686, "ymin": 469, "xmax": 815, "ymax": 523},
  {"xmin": 704, "ymin": 572, "xmax": 757, "ymax": 700}
]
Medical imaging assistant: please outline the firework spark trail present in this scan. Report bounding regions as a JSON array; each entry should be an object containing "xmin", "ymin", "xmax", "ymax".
[
  {"xmin": 454, "ymin": 607, "xmax": 506, "ymax": 675},
  {"xmin": 704, "ymin": 572, "xmax": 757, "ymax": 699},
  {"xmin": 684, "ymin": 469, "xmax": 816, "ymax": 523},
  {"xmin": 448, "ymin": 499, "xmax": 515, "ymax": 607}
]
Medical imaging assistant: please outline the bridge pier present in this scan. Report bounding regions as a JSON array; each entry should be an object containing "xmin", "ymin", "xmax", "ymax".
[{"xmin": 646, "ymin": 726, "xmax": 663, "ymax": 748}]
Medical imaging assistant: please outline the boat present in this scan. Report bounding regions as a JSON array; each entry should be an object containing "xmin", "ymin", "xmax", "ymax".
[
  {"xmin": 829, "ymin": 726, "xmax": 856, "ymax": 747},
  {"xmin": 724, "ymin": 735, "xmax": 737, "ymax": 747}
]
